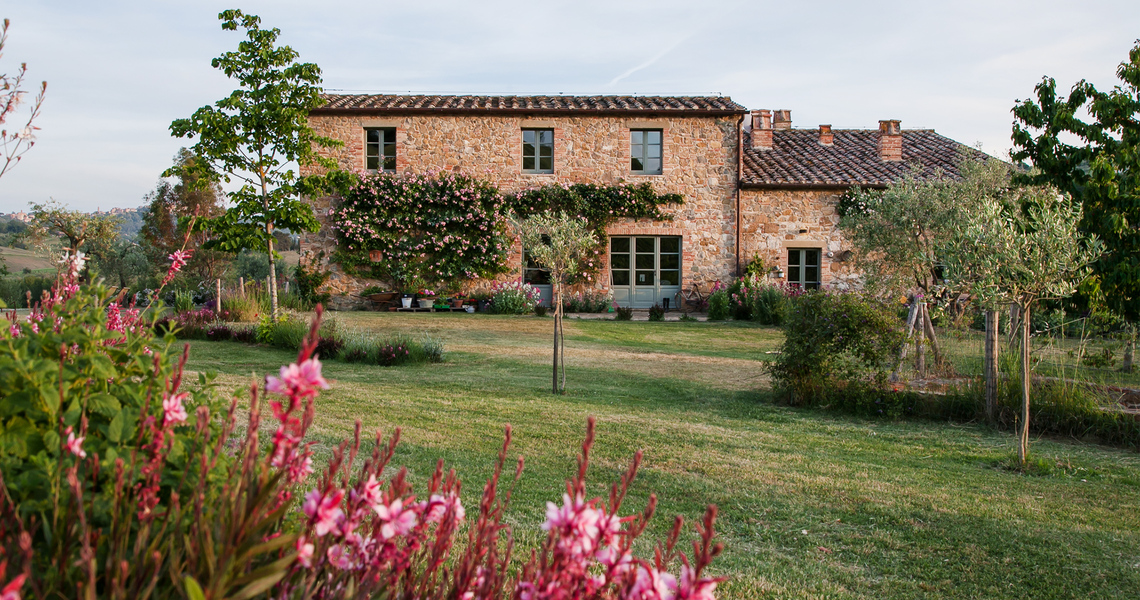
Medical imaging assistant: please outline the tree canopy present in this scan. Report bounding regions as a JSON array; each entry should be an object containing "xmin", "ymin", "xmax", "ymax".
[
  {"xmin": 169, "ymin": 9, "xmax": 342, "ymax": 315},
  {"xmin": 1011, "ymin": 39, "xmax": 1140, "ymax": 321}
]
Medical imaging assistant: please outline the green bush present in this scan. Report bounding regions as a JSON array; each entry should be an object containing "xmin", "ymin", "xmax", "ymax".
[
  {"xmin": 0, "ymin": 274, "xmax": 56, "ymax": 308},
  {"xmin": 706, "ymin": 290, "xmax": 730, "ymax": 320},
  {"xmin": 563, "ymin": 289, "xmax": 613, "ymax": 313},
  {"xmin": 614, "ymin": 306, "xmax": 634, "ymax": 321},
  {"xmin": 727, "ymin": 275, "xmax": 787, "ymax": 324},
  {"xmin": 222, "ymin": 289, "xmax": 270, "ymax": 322},
  {"xmin": 490, "ymin": 282, "xmax": 541, "ymax": 315},
  {"xmin": 0, "ymin": 284, "xmax": 219, "ymax": 532},
  {"xmin": 767, "ymin": 290, "xmax": 906, "ymax": 405},
  {"xmin": 234, "ymin": 248, "xmax": 289, "ymax": 283},
  {"xmin": 648, "ymin": 303, "xmax": 665, "ymax": 321}
]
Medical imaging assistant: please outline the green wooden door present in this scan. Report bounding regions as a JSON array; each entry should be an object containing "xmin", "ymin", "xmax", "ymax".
[{"xmin": 610, "ymin": 236, "xmax": 681, "ymax": 308}]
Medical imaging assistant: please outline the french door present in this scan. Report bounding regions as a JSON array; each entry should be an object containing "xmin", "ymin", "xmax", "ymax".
[{"xmin": 610, "ymin": 236, "xmax": 681, "ymax": 308}]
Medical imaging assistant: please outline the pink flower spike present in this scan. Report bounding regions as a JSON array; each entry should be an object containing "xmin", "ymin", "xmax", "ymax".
[
  {"xmin": 168, "ymin": 249, "xmax": 192, "ymax": 272},
  {"xmin": 163, "ymin": 392, "xmax": 189, "ymax": 426},
  {"xmin": 375, "ymin": 497, "xmax": 418, "ymax": 539},
  {"xmin": 64, "ymin": 426, "xmax": 86, "ymax": 458}
]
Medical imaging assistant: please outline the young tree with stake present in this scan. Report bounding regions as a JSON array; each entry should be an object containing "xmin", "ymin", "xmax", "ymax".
[
  {"xmin": 941, "ymin": 186, "xmax": 1101, "ymax": 465},
  {"xmin": 513, "ymin": 212, "xmax": 598, "ymax": 394},
  {"xmin": 169, "ymin": 10, "xmax": 342, "ymax": 317}
]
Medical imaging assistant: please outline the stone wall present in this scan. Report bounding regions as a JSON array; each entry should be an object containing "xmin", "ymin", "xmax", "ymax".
[
  {"xmin": 738, "ymin": 188, "xmax": 861, "ymax": 289},
  {"xmin": 301, "ymin": 112, "xmax": 742, "ymax": 309}
]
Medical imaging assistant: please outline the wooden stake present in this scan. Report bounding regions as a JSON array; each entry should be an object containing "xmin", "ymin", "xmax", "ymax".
[
  {"xmin": 1019, "ymin": 304, "xmax": 1031, "ymax": 465},
  {"xmin": 216, "ymin": 279, "xmax": 222, "ymax": 312},
  {"xmin": 240, "ymin": 277, "xmax": 245, "ymax": 298},
  {"xmin": 984, "ymin": 309, "xmax": 1000, "ymax": 424},
  {"xmin": 890, "ymin": 301, "xmax": 920, "ymax": 382},
  {"xmin": 916, "ymin": 303, "xmax": 927, "ymax": 377}
]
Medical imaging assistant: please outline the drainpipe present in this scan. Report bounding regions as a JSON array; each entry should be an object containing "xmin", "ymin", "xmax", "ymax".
[{"xmin": 735, "ymin": 112, "xmax": 744, "ymax": 278}]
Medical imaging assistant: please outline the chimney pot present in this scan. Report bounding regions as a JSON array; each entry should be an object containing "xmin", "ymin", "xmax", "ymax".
[
  {"xmin": 750, "ymin": 109, "xmax": 773, "ymax": 151},
  {"xmin": 819, "ymin": 124, "xmax": 833, "ymax": 146},
  {"xmin": 773, "ymin": 109, "xmax": 792, "ymax": 130},
  {"xmin": 878, "ymin": 119, "xmax": 902, "ymax": 161}
]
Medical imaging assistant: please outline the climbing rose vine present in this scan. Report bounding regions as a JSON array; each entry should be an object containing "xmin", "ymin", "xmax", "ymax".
[{"xmin": 332, "ymin": 171, "xmax": 512, "ymax": 288}]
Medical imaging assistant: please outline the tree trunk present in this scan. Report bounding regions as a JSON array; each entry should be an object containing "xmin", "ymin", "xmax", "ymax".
[
  {"xmin": 267, "ymin": 234, "xmax": 279, "ymax": 318},
  {"xmin": 552, "ymin": 284, "xmax": 560, "ymax": 395},
  {"xmin": 559, "ymin": 289, "xmax": 566, "ymax": 393},
  {"xmin": 984, "ymin": 309, "xmax": 1000, "ymax": 424},
  {"xmin": 916, "ymin": 303, "xmax": 927, "ymax": 377},
  {"xmin": 1123, "ymin": 324, "xmax": 1135, "ymax": 373},
  {"xmin": 1019, "ymin": 304, "xmax": 1031, "ymax": 466},
  {"xmin": 921, "ymin": 303, "xmax": 946, "ymax": 371},
  {"xmin": 1008, "ymin": 304, "xmax": 1021, "ymax": 350},
  {"xmin": 891, "ymin": 301, "xmax": 920, "ymax": 382}
]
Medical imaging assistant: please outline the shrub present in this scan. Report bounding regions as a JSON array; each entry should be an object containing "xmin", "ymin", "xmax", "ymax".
[
  {"xmin": 0, "ymin": 274, "xmax": 55, "ymax": 308},
  {"xmin": 421, "ymin": 334, "xmax": 445, "ymax": 363},
  {"xmin": 222, "ymin": 289, "xmax": 270, "ymax": 322},
  {"xmin": 767, "ymin": 290, "xmax": 907, "ymax": 405},
  {"xmin": 231, "ymin": 324, "xmax": 256, "ymax": 344},
  {"xmin": 534, "ymin": 305, "xmax": 549, "ymax": 317},
  {"xmin": 294, "ymin": 253, "xmax": 332, "ymax": 306},
  {"xmin": 563, "ymin": 289, "xmax": 613, "ymax": 313},
  {"xmin": 648, "ymin": 303, "xmax": 665, "ymax": 322},
  {"xmin": 706, "ymin": 290, "xmax": 730, "ymax": 320},
  {"xmin": 742, "ymin": 254, "xmax": 766, "ymax": 278},
  {"xmin": 173, "ymin": 289, "xmax": 196, "ymax": 312},
  {"xmin": 172, "ymin": 307, "xmax": 220, "ymax": 339},
  {"xmin": 490, "ymin": 281, "xmax": 542, "ymax": 315},
  {"xmin": 614, "ymin": 305, "xmax": 634, "ymax": 321},
  {"xmin": 206, "ymin": 323, "xmax": 233, "ymax": 341}
]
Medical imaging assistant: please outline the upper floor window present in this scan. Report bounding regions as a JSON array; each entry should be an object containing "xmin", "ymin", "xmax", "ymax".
[
  {"xmin": 522, "ymin": 128, "xmax": 554, "ymax": 173},
  {"xmin": 630, "ymin": 129, "xmax": 662, "ymax": 174},
  {"xmin": 366, "ymin": 128, "xmax": 396, "ymax": 172}
]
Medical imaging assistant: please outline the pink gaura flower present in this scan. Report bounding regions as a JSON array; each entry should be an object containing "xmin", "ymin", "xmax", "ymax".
[
  {"xmin": 163, "ymin": 392, "xmax": 189, "ymax": 426},
  {"xmin": 361, "ymin": 474, "xmax": 384, "ymax": 512},
  {"xmin": 64, "ymin": 426, "xmax": 86, "ymax": 458},
  {"xmin": 296, "ymin": 536, "xmax": 315, "ymax": 568},
  {"xmin": 628, "ymin": 566, "xmax": 678, "ymax": 600},
  {"xmin": 676, "ymin": 563, "xmax": 718, "ymax": 600},
  {"xmin": 266, "ymin": 358, "xmax": 329, "ymax": 399},
  {"xmin": 375, "ymin": 497, "xmax": 418, "ymax": 539},
  {"xmin": 421, "ymin": 493, "xmax": 466, "ymax": 523},
  {"xmin": 1, "ymin": 572, "xmax": 27, "ymax": 600},
  {"xmin": 168, "ymin": 249, "xmax": 192, "ymax": 272},
  {"xmin": 8, "ymin": 324, "xmax": 18, "ymax": 338},
  {"xmin": 303, "ymin": 488, "xmax": 345, "ymax": 537}
]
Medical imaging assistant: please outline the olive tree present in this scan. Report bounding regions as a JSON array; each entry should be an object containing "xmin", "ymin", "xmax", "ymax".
[
  {"xmin": 513, "ymin": 212, "xmax": 598, "ymax": 394},
  {"xmin": 940, "ymin": 186, "xmax": 1101, "ymax": 465},
  {"xmin": 169, "ymin": 10, "xmax": 341, "ymax": 317}
]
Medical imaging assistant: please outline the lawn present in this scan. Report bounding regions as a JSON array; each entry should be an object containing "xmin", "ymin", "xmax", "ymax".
[{"xmin": 184, "ymin": 312, "xmax": 1140, "ymax": 599}]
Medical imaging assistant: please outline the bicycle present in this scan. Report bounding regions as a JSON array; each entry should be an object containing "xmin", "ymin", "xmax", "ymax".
[{"xmin": 675, "ymin": 282, "xmax": 707, "ymax": 313}]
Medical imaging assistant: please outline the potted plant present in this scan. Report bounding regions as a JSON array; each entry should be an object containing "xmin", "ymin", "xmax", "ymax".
[
  {"xmin": 401, "ymin": 273, "xmax": 425, "ymax": 309},
  {"xmin": 417, "ymin": 288, "xmax": 436, "ymax": 309}
]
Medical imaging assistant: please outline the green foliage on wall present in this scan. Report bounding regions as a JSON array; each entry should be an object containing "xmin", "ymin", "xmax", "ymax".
[{"xmin": 330, "ymin": 175, "xmax": 683, "ymax": 288}]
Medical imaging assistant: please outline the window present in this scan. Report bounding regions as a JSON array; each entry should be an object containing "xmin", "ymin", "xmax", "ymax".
[
  {"xmin": 522, "ymin": 129, "xmax": 554, "ymax": 173},
  {"xmin": 630, "ymin": 129, "xmax": 662, "ymax": 174},
  {"xmin": 787, "ymin": 248, "xmax": 821, "ymax": 289},
  {"xmin": 365, "ymin": 128, "xmax": 396, "ymax": 172},
  {"xmin": 524, "ymin": 235, "xmax": 551, "ymax": 285}
]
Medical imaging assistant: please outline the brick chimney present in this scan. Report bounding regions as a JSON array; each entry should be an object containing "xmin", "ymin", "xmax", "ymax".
[
  {"xmin": 818, "ymin": 124, "xmax": 833, "ymax": 146},
  {"xmin": 773, "ymin": 109, "xmax": 792, "ymax": 130},
  {"xmin": 878, "ymin": 119, "xmax": 902, "ymax": 161},
  {"xmin": 750, "ymin": 109, "xmax": 773, "ymax": 151}
]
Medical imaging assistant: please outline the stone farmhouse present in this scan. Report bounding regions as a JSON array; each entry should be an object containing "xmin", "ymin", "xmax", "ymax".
[{"xmin": 302, "ymin": 95, "xmax": 977, "ymax": 309}]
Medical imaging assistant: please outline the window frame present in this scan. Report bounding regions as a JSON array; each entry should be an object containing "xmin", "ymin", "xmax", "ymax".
[
  {"xmin": 522, "ymin": 128, "xmax": 554, "ymax": 174},
  {"xmin": 364, "ymin": 127, "xmax": 397, "ymax": 172},
  {"xmin": 630, "ymin": 129, "xmax": 663, "ymax": 175},
  {"xmin": 787, "ymin": 248, "xmax": 822, "ymax": 290}
]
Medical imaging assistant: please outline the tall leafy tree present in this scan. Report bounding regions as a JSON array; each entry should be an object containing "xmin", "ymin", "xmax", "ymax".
[
  {"xmin": 169, "ymin": 10, "xmax": 341, "ymax": 316},
  {"xmin": 141, "ymin": 149, "xmax": 230, "ymax": 283},
  {"xmin": 1011, "ymin": 40, "xmax": 1140, "ymax": 369}
]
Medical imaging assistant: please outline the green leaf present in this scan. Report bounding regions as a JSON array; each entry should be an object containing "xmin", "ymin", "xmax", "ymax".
[
  {"xmin": 89, "ymin": 393, "xmax": 121, "ymax": 416},
  {"xmin": 184, "ymin": 576, "xmax": 206, "ymax": 600},
  {"xmin": 107, "ymin": 411, "xmax": 124, "ymax": 443}
]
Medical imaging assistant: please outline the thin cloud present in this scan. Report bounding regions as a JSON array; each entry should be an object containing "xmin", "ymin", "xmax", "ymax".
[{"xmin": 606, "ymin": 34, "xmax": 692, "ymax": 88}]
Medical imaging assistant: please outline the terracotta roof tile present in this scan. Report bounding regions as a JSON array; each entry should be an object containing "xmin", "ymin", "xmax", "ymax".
[
  {"xmin": 742, "ymin": 129, "xmax": 988, "ymax": 188},
  {"xmin": 315, "ymin": 94, "xmax": 747, "ymax": 115}
]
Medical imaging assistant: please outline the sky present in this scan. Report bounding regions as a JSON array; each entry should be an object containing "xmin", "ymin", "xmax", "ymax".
[{"xmin": 1, "ymin": 0, "xmax": 1138, "ymax": 212}]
